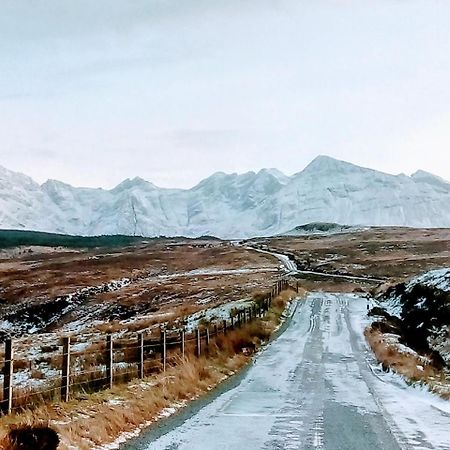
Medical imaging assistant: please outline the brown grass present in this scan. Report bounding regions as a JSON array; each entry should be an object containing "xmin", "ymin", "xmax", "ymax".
[
  {"xmin": 365, "ymin": 327, "xmax": 450, "ymax": 399},
  {"xmin": 258, "ymin": 227, "xmax": 450, "ymax": 289},
  {"xmin": 1, "ymin": 423, "xmax": 60, "ymax": 450},
  {"xmin": 0, "ymin": 288, "xmax": 300, "ymax": 449}
]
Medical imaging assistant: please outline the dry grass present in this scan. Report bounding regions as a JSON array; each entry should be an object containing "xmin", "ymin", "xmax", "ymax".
[
  {"xmin": 258, "ymin": 227, "xmax": 450, "ymax": 289},
  {"xmin": 0, "ymin": 241, "xmax": 278, "ymax": 307},
  {"xmin": 0, "ymin": 423, "xmax": 60, "ymax": 450},
  {"xmin": 0, "ymin": 240, "xmax": 280, "ymax": 339},
  {"xmin": 365, "ymin": 327, "xmax": 450, "ymax": 399},
  {"xmin": 0, "ymin": 289, "xmax": 300, "ymax": 449}
]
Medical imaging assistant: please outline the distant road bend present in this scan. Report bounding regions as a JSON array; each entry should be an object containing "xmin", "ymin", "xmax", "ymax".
[
  {"xmin": 249, "ymin": 247, "xmax": 385, "ymax": 283},
  {"xmin": 128, "ymin": 294, "xmax": 449, "ymax": 450}
]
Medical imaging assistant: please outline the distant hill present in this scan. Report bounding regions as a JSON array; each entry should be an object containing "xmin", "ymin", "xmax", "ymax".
[
  {"xmin": 281, "ymin": 222, "xmax": 358, "ymax": 236},
  {"xmin": 1, "ymin": 155, "xmax": 450, "ymax": 239}
]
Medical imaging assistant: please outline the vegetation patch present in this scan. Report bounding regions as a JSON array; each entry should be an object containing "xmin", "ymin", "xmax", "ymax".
[
  {"xmin": 0, "ymin": 289, "xmax": 300, "ymax": 449},
  {"xmin": 365, "ymin": 326, "xmax": 450, "ymax": 399},
  {"xmin": 0, "ymin": 229, "xmax": 154, "ymax": 250},
  {"xmin": 366, "ymin": 267, "xmax": 450, "ymax": 398}
]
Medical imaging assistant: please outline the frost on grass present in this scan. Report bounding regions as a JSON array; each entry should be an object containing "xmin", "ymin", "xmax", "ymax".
[{"xmin": 377, "ymin": 267, "xmax": 450, "ymax": 367}]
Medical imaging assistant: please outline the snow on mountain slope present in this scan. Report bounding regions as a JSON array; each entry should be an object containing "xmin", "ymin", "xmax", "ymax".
[
  {"xmin": 0, "ymin": 166, "xmax": 64, "ymax": 233},
  {"xmin": 256, "ymin": 156, "xmax": 450, "ymax": 234},
  {"xmin": 0, "ymin": 156, "xmax": 449, "ymax": 238}
]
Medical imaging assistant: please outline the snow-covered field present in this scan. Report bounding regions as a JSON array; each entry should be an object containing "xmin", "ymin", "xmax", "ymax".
[{"xmin": 0, "ymin": 294, "xmax": 257, "ymax": 392}]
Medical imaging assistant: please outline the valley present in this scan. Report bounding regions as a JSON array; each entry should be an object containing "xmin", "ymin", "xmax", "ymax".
[{"xmin": 0, "ymin": 226, "xmax": 449, "ymax": 449}]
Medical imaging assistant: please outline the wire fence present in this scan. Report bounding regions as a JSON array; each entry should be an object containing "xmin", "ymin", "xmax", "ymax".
[{"xmin": 0, "ymin": 279, "xmax": 297, "ymax": 415}]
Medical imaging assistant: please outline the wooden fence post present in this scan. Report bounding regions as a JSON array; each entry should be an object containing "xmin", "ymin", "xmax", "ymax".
[
  {"xmin": 195, "ymin": 329, "xmax": 201, "ymax": 357},
  {"xmin": 230, "ymin": 316, "xmax": 234, "ymax": 330},
  {"xmin": 61, "ymin": 336, "xmax": 71, "ymax": 402},
  {"xmin": 160, "ymin": 329, "xmax": 167, "ymax": 371},
  {"xmin": 214, "ymin": 324, "xmax": 218, "ymax": 337},
  {"xmin": 106, "ymin": 334, "xmax": 113, "ymax": 389},
  {"xmin": 206, "ymin": 327, "xmax": 210, "ymax": 348},
  {"xmin": 138, "ymin": 332, "xmax": 144, "ymax": 379},
  {"xmin": 180, "ymin": 329, "xmax": 185, "ymax": 358},
  {"xmin": 223, "ymin": 319, "xmax": 227, "ymax": 335},
  {"xmin": 2, "ymin": 339, "xmax": 13, "ymax": 415}
]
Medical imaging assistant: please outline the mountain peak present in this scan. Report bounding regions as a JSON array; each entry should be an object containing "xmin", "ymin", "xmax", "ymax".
[
  {"xmin": 257, "ymin": 168, "xmax": 290, "ymax": 184},
  {"xmin": 300, "ymin": 155, "xmax": 358, "ymax": 175},
  {"xmin": 1, "ymin": 159, "xmax": 450, "ymax": 237},
  {"xmin": 311, "ymin": 154, "xmax": 348, "ymax": 166},
  {"xmin": 112, "ymin": 177, "xmax": 156, "ymax": 192},
  {"xmin": 411, "ymin": 170, "xmax": 449, "ymax": 186},
  {"xmin": 0, "ymin": 164, "xmax": 38, "ymax": 187},
  {"xmin": 42, "ymin": 179, "xmax": 72, "ymax": 189}
]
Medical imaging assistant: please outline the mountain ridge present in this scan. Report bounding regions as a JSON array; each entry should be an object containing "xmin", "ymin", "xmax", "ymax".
[{"xmin": 1, "ymin": 156, "xmax": 449, "ymax": 238}]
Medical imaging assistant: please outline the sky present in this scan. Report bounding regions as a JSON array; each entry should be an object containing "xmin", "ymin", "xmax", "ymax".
[{"xmin": 1, "ymin": 0, "xmax": 450, "ymax": 189}]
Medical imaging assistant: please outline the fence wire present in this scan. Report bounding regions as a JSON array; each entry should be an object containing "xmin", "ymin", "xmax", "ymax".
[{"xmin": 0, "ymin": 279, "xmax": 294, "ymax": 414}]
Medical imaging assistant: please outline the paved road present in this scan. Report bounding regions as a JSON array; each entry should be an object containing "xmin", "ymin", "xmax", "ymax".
[{"xmin": 130, "ymin": 294, "xmax": 450, "ymax": 450}]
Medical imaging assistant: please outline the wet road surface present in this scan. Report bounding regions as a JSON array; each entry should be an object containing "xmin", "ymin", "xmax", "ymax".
[{"xmin": 129, "ymin": 294, "xmax": 449, "ymax": 450}]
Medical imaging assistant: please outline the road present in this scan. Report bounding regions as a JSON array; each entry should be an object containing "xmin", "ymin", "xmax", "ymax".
[
  {"xmin": 249, "ymin": 247, "xmax": 384, "ymax": 283},
  {"xmin": 129, "ymin": 294, "xmax": 450, "ymax": 450}
]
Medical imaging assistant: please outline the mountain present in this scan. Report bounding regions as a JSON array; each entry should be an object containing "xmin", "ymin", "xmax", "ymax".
[{"xmin": 1, "ymin": 156, "xmax": 450, "ymax": 238}]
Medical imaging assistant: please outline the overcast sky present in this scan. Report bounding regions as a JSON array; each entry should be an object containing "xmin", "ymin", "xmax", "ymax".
[{"xmin": 1, "ymin": 1, "xmax": 450, "ymax": 188}]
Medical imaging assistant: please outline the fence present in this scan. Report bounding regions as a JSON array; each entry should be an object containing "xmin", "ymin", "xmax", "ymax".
[{"xmin": 0, "ymin": 279, "xmax": 297, "ymax": 415}]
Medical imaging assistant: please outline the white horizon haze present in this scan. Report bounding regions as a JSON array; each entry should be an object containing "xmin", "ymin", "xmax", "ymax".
[{"xmin": 1, "ymin": 1, "xmax": 450, "ymax": 189}]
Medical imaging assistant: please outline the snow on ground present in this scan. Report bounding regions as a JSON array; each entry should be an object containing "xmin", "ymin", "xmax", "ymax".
[
  {"xmin": 381, "ymin": 295, "xmax": 403, "ymax": 318},
  {"xmin": 350, "ymin": 297, "xmax": 450, "ymax": 449},
  {"xmin": 380, "ymin": 267, "xmax": 450, "ymax": 319},
  {"xmin": 0, "ymin": 276, "xmax": 132, "ymax": 336},
  {"xmin": 157, "ymin": 267, "xmax": 278, "ymax": 280},
  {"xmin": 406, "ymin": 267, "xmax": 450, "ymax": 292},
  {"xmin": 184, "ymin": 298, "xmax": 252, "ymax": 331},
  {"xmin": 128, "ymin": 293, "xmax": 450, "ymax": 450},
  {"xmin": 378, "ymin": 266, "xmax": 450, "ymax": 364},
  {"xmin": 248, "ymin": 247, "xmax": 297, "ymax": 273}
]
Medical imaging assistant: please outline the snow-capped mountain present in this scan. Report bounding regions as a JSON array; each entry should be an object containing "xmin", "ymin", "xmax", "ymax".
[{"xmin": 1, "ymin": 156, "xmax": 449, "ymax": 238}]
